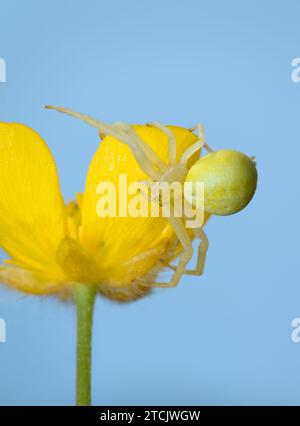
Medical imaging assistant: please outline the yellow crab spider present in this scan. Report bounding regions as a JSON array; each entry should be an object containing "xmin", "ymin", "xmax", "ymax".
[{"xmin": 46, "ymin": 106, "xmax": 257, "ymax": 288}]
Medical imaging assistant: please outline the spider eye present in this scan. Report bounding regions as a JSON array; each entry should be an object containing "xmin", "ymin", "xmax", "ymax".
[{"xmin": 185, "ymin": 149, "xmax": 258, "ymax": 216}]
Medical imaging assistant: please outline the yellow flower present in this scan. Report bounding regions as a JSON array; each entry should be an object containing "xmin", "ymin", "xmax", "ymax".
[{"xmin": 0, "ymin": 122, "xmax": 204, "ymax": 302}]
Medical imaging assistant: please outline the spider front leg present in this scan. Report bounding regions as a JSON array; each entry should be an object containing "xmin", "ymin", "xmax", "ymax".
[
  {"xmin": 148, "ymin": 216, "xmax": 193, "ymax": 288},
  {"xmin": 46, "ymin": 105, "xmax": 166, "ymax": 180},
  {"xmin": 148, "ymin": 122, "xmax": 177, "ymax": 165}
]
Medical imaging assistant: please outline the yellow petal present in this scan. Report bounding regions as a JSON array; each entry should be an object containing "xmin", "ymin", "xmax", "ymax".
[
  {"xmin": 80, "ymin": 125, "xmax": 199, "ymax": 284},
  {"xmin": 0, "ymin": 123, "xmax": 67, "ymax": 278},
  {"xmin": 0, "ymin": 265, "xmax": 70, "ymax": 295}
]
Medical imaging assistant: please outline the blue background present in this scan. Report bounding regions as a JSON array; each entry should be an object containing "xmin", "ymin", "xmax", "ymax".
[{"xmin": 0, "ymin": 0, "xmax": 299, "ymax": 405}]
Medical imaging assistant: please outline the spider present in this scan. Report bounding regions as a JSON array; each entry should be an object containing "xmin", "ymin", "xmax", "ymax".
[{"xmin": 46, "ymin": 105, "xmax": 257, "ymax": 288}]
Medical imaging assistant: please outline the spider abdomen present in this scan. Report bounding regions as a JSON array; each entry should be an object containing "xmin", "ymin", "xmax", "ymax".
[{"xmin": 185, "ymin": 149, "xmax": 257, "ymax": 215}]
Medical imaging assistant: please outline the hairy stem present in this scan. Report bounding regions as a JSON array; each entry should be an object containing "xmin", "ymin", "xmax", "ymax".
[{"xmin": 73, "ymin": 283, "xmax": 96, "ymax": 406}]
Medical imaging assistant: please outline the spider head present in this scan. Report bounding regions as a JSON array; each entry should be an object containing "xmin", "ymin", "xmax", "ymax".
[{"xmin": 184, "ymin": 149, "xmax": 257, "ymax": 215}]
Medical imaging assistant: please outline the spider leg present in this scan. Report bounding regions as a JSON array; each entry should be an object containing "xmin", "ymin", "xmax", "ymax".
[
  {"xmin": 180, "ymin": 124, "xmax": 213, "ymax": 165},
  {"xmin": 147, "ymin": 215, "xmax": 193, "ymax": 288},
  {"xmin": 196, "ymin": 124, "xmax": 213, "ymax": 152},
  {"xmin": 161, "ymin": 262, "xmax": 176, "ymax": 271},
  {"xmin": 184, "ymin": 124, "xmax": 213, "ymax": 162},
  {"xmin": 45, "ymin": 105, "xmax": 166, "ymax": 180},
  {"xmin": 184, "ymin": 228, "xmax": 209, "ymax": 276},
  {"xmin": 148, "ymin": 121, "xmax": 177, "ymax": 165},
  {"xmin": 179, "ymin": 139, "xmax": 205, "ymax": 166},
  {"xmin": 160, "ymin": 228, "xmax": 208, "ymax": 276}
]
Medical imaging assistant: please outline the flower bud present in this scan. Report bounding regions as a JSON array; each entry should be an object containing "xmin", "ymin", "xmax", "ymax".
[{"xmin": 185, "ymin": 149, "xmax": 257, "ymax": 215}]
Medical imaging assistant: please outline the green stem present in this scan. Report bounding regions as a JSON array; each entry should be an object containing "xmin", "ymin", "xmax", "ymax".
[{"xmin": 73, "ymin": 283, "xmax": 96, "ymax": 406}]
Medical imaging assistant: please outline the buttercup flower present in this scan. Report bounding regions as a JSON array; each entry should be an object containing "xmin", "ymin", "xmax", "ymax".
[
  {"xmin": 0, "ymin": 116, "xmax": 256, "ymax": 406},
  {"xmin": 0, "ymin": 120, "xmax": 206, "ymax": 405},
  {"xmin": 0, "ymin": 122, "xmax": 203, "ymax": 301}
]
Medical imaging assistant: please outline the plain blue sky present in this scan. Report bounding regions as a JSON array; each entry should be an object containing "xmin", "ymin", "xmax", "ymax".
[{"xmin": 0, "ymin": 0, "xmax": 300, "ymax": 405}]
